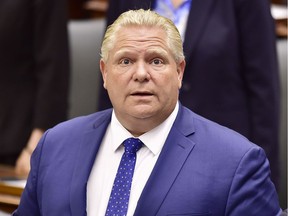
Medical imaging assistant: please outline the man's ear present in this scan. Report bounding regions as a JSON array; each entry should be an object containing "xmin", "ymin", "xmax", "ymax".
[
  {"xmin": 100, "ymin": 59, "xmax": 107, "ymax": 89},
  {"xmin": 177, "ymin": 59, "xmax": 186, "ymax": 89}
]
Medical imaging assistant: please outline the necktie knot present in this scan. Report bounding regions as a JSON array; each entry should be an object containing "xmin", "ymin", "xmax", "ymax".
[{"xmin": 123, "ymin": 138, "xmax": 143, "ymax": 154}]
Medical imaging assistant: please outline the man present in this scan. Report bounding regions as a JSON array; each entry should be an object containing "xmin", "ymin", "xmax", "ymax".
[
  {"xmin": 98, "ymin": 0, "xmax": 281, "ymax": 187},
  {"xmin": 13, "ymin": 9, "xmax": 281, "ymax": 215}
]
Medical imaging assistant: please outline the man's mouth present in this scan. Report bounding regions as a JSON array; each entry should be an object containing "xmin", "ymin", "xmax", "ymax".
[{"xmin": 131, "ymin": 91, "xmax": 153, "ymax": 96}]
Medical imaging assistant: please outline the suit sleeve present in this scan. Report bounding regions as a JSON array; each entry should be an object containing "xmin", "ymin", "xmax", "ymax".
[
  {"xmin": 33, "ymin": 0, "xmax": 70, "ymax": 129},
  {"xmin": 225, "ymin": 146, "xmax": 281, "ymax": 215},
  {"xmin": 235, "ymin": 0, "xmax": 280, "ymax": 183}
]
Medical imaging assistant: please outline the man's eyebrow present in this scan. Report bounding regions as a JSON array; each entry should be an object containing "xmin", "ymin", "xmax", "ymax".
[
  {"xmin": 113, "ymin": 49, "xmax": 137, "ymax": 58},
  {"xmin": 145, "ymin": 48, "xmax": 168, "ymax": 56},
  {"xmin": 114, "ymin": 49, "xmax": 137, "ymax": 59},
  {"xmin": 113, "ymin": 48, "xmax": 169, "ymax": 59}
]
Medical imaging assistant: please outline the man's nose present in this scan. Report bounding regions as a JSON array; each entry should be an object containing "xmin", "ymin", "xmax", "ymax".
[{"xmin": 133, "ymin": 62, "xmax": 150, "ymax": 82}]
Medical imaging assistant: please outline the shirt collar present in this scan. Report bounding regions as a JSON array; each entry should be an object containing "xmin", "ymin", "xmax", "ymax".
[{"xmin": 111, "ymin": 102, "xmax": 179, "ymax": 155}]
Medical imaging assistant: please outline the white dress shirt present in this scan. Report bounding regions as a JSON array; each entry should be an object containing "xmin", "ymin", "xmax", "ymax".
[{"xmin": 87, "ymin": 102, "xmax": 179, "ymax": 216}]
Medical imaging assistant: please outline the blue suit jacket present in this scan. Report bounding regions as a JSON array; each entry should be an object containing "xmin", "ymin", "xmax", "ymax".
[{"xmin": 14, "ymin": 105, "xmax": 281, "ymax": 215}]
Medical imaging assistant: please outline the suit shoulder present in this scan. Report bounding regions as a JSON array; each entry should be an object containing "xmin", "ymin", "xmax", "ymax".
[
  {"xmin": 47, "ymin": 109, "xmax": 112, "ymax": 135},
  {"xmin": 181, "ymin": 106, "xmax": 260, "ymax": 153}
]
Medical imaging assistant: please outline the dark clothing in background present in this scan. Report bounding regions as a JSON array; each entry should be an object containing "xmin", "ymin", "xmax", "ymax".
[
  {"xmin": 0, "ymin": 0, "xmax": 70, "ymax": 164},
  {"xmin": 98, "ymin": 0, "xmax": 280, "ymax": 186}
]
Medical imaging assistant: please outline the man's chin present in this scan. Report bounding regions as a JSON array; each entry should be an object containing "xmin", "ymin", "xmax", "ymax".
[{"xmin": 128, "ymin": 107, "xmax": 156, "ymax": 120}]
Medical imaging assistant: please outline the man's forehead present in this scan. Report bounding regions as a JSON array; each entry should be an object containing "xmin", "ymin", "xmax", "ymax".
[
  {"xmin": 107, "ymin": 25, "xmax": 172, "ymax": 60},
  {"xmin": 114, "ymin": 27, "xmax": 168, "ymax": 49},
  {"xmin": 116, "ymin": 25, "xmax": 166, "ymax": 38}
]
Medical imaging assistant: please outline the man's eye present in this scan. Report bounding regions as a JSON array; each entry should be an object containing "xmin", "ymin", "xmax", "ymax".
[
  {"xmin": 151, "ymin": 59, "xmax": 163, "ymax": 65},
  {"xmin": 120, "ymin": 59, "xmax": 131, "ymax": 65}
]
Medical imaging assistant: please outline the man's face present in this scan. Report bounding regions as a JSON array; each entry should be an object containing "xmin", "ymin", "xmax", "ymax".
[{"xmin": 100, "ymin": 26, "xmax": 185, "ymax": 134}]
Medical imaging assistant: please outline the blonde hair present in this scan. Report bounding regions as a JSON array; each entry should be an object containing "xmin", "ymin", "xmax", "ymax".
[{"xmin": 100, "ymin": 9, "xmax": 185, "ymax": 63}]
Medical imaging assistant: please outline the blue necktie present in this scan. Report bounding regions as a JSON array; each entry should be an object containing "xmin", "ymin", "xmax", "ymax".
[{"xmin": 105, "ymin": 138, "xmax": 143, "ymax": 216}]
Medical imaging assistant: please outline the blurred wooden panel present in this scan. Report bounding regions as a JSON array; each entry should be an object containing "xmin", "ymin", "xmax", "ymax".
[
  {"xmin": 68, "ymin": 0, "xmax": 108, "ymax": 19},
  {"xmin": 0, "ymin": 165, "xmax": 25, "ymax": 214},
  {"xmin": 271, "ymin": 0, "xmax": 287, "ymax": 5},
  {"xmin": 84, "ymin": 0, "xmax": 108, "ymax": 18},
  {"xmin": 68, "ymin": 0, "xmax": 90, "ymax": 19}
]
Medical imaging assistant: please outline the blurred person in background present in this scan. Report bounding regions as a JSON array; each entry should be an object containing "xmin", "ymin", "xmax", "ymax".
[
  {"xmin": 0, "ymin": 0, "xmax": 70, "ymax": 176},
  {"xmin": 98, "ymin": 0, "xmax": 281, "ymax": 188}
]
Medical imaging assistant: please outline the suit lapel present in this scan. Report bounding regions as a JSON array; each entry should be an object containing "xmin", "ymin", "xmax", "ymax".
[
  {"xmin": 70, "ymin": 111, "xmax": 112, "ymax": 216},
  {"xmin": 134, "ymin": 105, "xmax": 196, "ymax": 216},
  {"xmin": 184, "ymin": 0, "xmax": 216, "ymax": 62}
]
